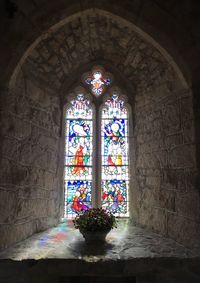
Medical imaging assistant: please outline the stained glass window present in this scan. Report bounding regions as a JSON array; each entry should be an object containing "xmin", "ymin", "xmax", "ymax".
[
  {"xmin": 101, "ymin": 94, "xmax": 129, "ymax": 216},
  {"xmin": 84, "ymin": 70, "xmax": 111, "ymax": 96},
  {"xmin": 64, "ymin": 94, "xmax": 93, "ymax": 218},
  {"xmin": 64, "ymin": 68, "xmax": 130, "ymax": 218}
]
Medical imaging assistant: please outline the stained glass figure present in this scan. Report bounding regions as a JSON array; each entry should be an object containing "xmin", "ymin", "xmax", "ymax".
[
  {"xmin": 84, "ymin": 70, "xmax": 111, "ymax": 96},
  {"xmin": 65, "ymin": 119, "xmax": 93, "ymax": 173},
  {"xmin": 65, "ymin": 180, "xmax": 92, "ymax": 217},
  {"xmin": 102, "ymin": 180, "xmax": 128, "ymax": 216},
  {"xmin": 101, "ymin": 94, "xmax": 129, "ymax": 216},
  {"xmin": 64, "ymin": 94, "xmax": 93, "ymax": 217}
]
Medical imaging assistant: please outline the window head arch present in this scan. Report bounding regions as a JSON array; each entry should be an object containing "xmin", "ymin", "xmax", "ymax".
[{"xmin": 64, "ymin": 67, "xmax": 130, "ymax": 218}]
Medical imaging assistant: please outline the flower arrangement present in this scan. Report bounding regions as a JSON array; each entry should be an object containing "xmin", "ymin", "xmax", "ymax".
[{"xmin": 73, "ymin": 208, "xmax": 117, "ymax": 233}]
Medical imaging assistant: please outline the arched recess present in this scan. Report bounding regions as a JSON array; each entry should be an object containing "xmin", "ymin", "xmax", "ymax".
[
  {"xmin": 0, "ymin": 7, "xmax": 198, "ymax": 250},
  {"xmin": 8, "ymin": 8, "xmax": 189, "ymax": 90},
  {"xmin": 0, "ymin": 1, "xmax": 194, "ymax": 89},
  {"xmin": 60, "ymin": 65, "xmax": 134, "ymax": 219}
]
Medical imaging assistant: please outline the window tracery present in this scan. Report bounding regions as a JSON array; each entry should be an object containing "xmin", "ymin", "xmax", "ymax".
[{"xmin": 64, "ymin": 68, "xmax": 129, "ymax": 218}]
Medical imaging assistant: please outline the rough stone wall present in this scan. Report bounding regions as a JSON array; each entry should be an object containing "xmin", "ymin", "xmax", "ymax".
[
  {"xmin": 0, "ymin": 66, "xmax": 61, "ymax": 250},
  {"xmin": 0, "ymin": 7, "xmax": 199, "ymax": 250},
  {"xmin": 131, "ymin": 84, "xmax": 199, "ymax": 248},
  {"xmin": 9, "ymin": 10, "xmax": 177, "ymax": 99}
]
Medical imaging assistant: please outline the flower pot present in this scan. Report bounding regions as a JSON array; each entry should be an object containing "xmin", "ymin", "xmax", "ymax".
[{"xmin": 80, "ymin": 229, "xmax": 110, "ymax": 244}]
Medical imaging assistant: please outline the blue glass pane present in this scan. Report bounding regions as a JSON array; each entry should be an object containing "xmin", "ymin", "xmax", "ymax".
[
  {"xmin": 65, "ymin": 180, "xmax": 92, "ymax": 217},
  {"xmin": 101, "ymin": 180, "xmax": 128, "ymax": 216}
]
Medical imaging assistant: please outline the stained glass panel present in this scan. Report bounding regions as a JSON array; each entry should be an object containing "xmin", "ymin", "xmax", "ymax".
[
  {"xmin": 101, "ymin": 166, "xmax": 128, "ymax": 179},
  {"xmin": 85, "ymin": 71, "xmax": 111, "ymax": 96},
  {"xmin": 65, "ymin": 119, "xmax": 93, "ymax": 167},
  {"xmin": 65, "ymin": 180, "xmax": 92, "ymax": 218},
  {"xmin": 66, "ymin": 94, "xmax": 92, "ymax": 119},
  {"xmin": 64, "ymin": 166, "xmax": 92, "ymax": 180},
  {"xmin": 101, "ymin": 180, "xmax": 129, "ymax": 216},
  {"xmin": 64, "ymin": 94, "xmax": 93, "ymax": 217},
  {"xmin": 101, "ymin": 94, "xmax": 129, "ymax": 216}
]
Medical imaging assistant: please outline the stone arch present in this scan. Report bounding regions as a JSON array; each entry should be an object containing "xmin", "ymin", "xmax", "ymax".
[
  {"xmin": 8, "ymin": 8, "xmax": 189, "ymax": 90},
  {"xmin": 0, "ymin": 5, "xmax": 199, "ymax": 250}
]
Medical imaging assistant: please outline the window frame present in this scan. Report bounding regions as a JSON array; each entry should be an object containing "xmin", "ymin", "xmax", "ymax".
[{"xmin": 62, "ymin": 84, "xmax": 133, "ymax": 218}]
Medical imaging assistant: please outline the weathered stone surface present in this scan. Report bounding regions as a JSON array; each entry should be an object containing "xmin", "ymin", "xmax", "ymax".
[
  {"xmin": 181, "ymin": 96, "xmax": 194, "ymax": 122},
  {"xmin": 0, "ymin": 190, "xmax": 16, "ymax": 223},
  {"xmin": 0, "ymin": 221, "xmax": 197, "ymax": 260},
  {"xmin": 167, "ymin": 213, "xmax": 200, "ymax": 248},
  {"xmin": 183, "ymin": 119, "xmax": 195, "ymax": 143},
  {"xmin": 161, "ymin": 169, "xmax": 186, "ymax": 191},
  {"xmin": 0, "ymin": 4, "xmax": 199, "ymax": 253},
  {"xmin": 162, "ymin": 101, "xmax": 181, "ymax": 135},
  {"xmin": 165, "ymin": 133, "xmax": 183, "ymax": 150},
  {"xmin": 133, "ymin": 74, "xmax": 197, "ymax": 248},
  {"xmin": 169, "ymin": 145, "xmax": 196, "ymax": 168},
  {"xmin": 175, "ymin": 191, "xmax": 200, "ymax": 221},
  {"xmin": 0, "ymin": 70, "xmax": 61, "ymax": 249}
]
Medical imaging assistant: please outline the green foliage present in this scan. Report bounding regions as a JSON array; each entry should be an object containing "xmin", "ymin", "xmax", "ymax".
[{"xmin": 73, "ymin": 208, "xmax": 117, "ymax": 232}]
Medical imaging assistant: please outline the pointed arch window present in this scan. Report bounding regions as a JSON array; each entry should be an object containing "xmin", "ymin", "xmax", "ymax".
[
  {"xmin": 101, "ymin": 94, "xmax": 129, "ymax": 216},
  {"xmin": 64, "ymin": 94, "xmax": 93, "ymax": 218},
  {"xmin": 64, "ymin": 67, "xmax": 130, "ymax": 218}
]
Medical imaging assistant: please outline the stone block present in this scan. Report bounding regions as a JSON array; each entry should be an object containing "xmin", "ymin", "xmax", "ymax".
[
  {"xmin": 19, "ymin": 142, "xmax": 32, "ymax": 165},
  {"xmin": 47, "ymin": 199, "xmax": 57, "ymax": 216},
  {"xmin": 183, "ymin": 119, "xmax": 195, "ymax": 143},
  {"xmin": 152, "ymin": 207, "xmax": 167, "ymax": 235},
  {"xmin": 162, "ymin": 101, "xmax": 181, "ymax": 135},
  {"xmin": 38, "ymin": 135, "xmax": 58, "ymax": 151},
  {"xmin": 32, "ymin": 149, "xmax": 51, "ymax": 170},
  {"xmin": 33, "ymin": 199, "xmax": 49, "ymax": 218},
  {"xmin": 165, "ymin": 134, "xmax": 183, "ymax": 150},
  {"xmin": 138, "ymin": 188, "xmax": 157, "ymax": 208},
  {"xmin": 14, "ymin": 198, "xmax": 34, "ymax": 220},
  {"xmin": 154, "ymin": 189, "xmax": 176, "ymax": 212},
  {"xmin": 29, "ymin": 107, "xmax": 53, "ymax": 130},
  {"xmin": 168, "ymin": 144, "xmax": 196, "ymax": 169},
  {"xmin": 175, "ymin": 191, "xmax": 200, "ymax": 221},
  {"xmin": 0, "ymin": 221, "xmax": 36, "ymax": 250},
  {"xmin": 1, "ymin": 115, "xmax": 31, "ymax": 140},
  {"xmin": 1, "ymin": 137, "xmax": 20, "ymax": 161},
  {"xmin": 44, "ymin": 171, "xmax": 55, "ymax": 190},
  {"xmin": 0, "ymin": 158, "xmax": 11, "ymax": 184},
  {"xmin": 155, "ymin": 150, "xmax": 168, "ymax": 168},
  {"xmin": 17, "ymin": 187, "xmax": 50, "ymax": 199},
  {"xmin": 26, "ymin": 79, "xmax": 51, "ymax": 108},
  {"xmin": 66, "ymin": 36, "xmax": 75, "ymax": 49},
  {"xmin": 139, "ymin": 206, "xmax": 167, "ymax": 235},
  {"xmin": 52, "ymin": 106, "xmax": 61, "ymax": 127},
  {"xmin": 136, "ymin": 172, "xmax": 146, "ymax": 189},
  {"xmin": 161, "ymin": 169, "xmax": 186, "ymax": 191},
  {"xmin": 167, "ymin": 213, "xmax": 200, "ymax": 248},
  {"xmin": 0, "ymin": 190, "xmax": 16, "ymax": 223},
  {"xmin": 180, "ymin": 96, "xmax": 194, "ymax": 122},
  {"xmin": 13, "ymin": 94, "xmax": 31, "ymax": 118},
  {"xmin": 146, "ymin": 176, "xmax": 161, "ymax": 189},
  {"xmin": 184, "ymin": 169, "xmax": 198, "ymax": 192},
  {"xmin": 136, "ymin": 153, "xmax": 160, "ymax": 169},
  {"xmin": 0, "ymin": 161, "xmax": 29, "ymax": 186},
  {"xmin": 15, "ymin": 198, "xmax": 49, "ymax": 220},
  {"xmin": 47, "ymin": 151, "xmax": 58, "ymax": 172}
]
